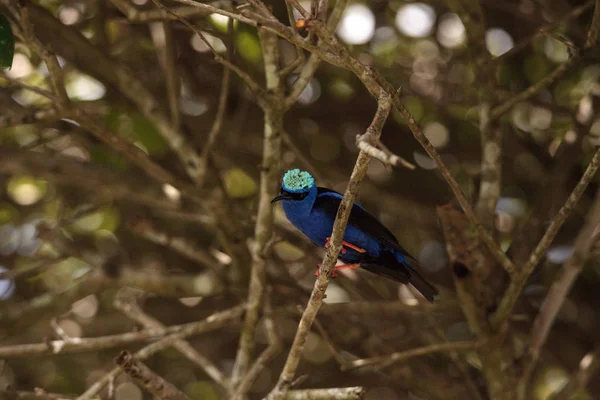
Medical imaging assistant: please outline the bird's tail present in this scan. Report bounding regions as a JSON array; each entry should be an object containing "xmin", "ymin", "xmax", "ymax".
[{"xmin": 361, "ymin": 258, "xmax": 439, "ymax": 303}]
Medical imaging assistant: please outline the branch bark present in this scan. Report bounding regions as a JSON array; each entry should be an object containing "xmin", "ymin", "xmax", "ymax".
[
  {"xmin": 230, "ymin": 22, "xmax": 284, "ymax": 392},
  {"xmin": 115, "ymin": 350, "xmax": 189, "ymax": 400},
  {"xmin": 265, "ymin": 94, "xmax": 393, "ymax": 400}
]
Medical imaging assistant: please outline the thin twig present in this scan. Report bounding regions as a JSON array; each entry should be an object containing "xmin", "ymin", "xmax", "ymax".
[
  {"xmin": 475, "ymin": 106, "xmax": 501, "ymax": 230},
  {"xmin": 343, "ymin": 340, "xmax": 484, "ymax": 370},
  {"xmin": 356, "ymin": 134, "xmax": 415, "ymax": 170},
  {"xmin": 114, "ymin": 291, "xmax": 230, "ymax": 389},
  {"xmin": 76, "ymin": 305, "xmax": 245, "ymax": 400},
  {"xmin": 517, "ymin": 190, "xmax": 600, "ymax": 397},
  {"xmin": 127, "ymin": 218, "xmax": 219, "ymax": 270},
  {"xmin": 232, "ymin": 289, "xmax": 282, "ymax": 399},
  {"xmin": 284, "ymin": 387, "xmax": 365, "ymax": 400},
  {"xmin": 491, "ymin": 147, "xmax": 600, "ymax": 328},
  {"xmin": 230, "ymin": 25, "xmax": 284, "ymax": 391},
  {"xmin": 115, "ymin": 350, "xmax": 190, "ymax": 400},
  {"xmin": 0, "ymin": 305, "xmax": 244, "ymax": 358},
  {"xmin": 198, "ymin": 32, "xmax": 231, "ymax": 185}
]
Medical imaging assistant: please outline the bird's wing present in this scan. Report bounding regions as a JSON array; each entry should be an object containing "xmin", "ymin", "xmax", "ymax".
[{"xmin": 315, "ymin": 187, "xmax": 419, "ymax": 264}]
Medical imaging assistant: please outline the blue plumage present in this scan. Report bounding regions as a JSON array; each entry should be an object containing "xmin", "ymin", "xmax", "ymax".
[{"xmin": 272, "ymin": 169, "xmax": 439, "ymax": 302}]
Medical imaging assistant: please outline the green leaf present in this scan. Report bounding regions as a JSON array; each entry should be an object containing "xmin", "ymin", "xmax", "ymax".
[{"xmin": 0, "ymin": 14, "xmax": 15, "ymax": 70}]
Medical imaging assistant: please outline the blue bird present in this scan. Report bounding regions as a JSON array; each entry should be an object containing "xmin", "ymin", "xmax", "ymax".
[{"xmin": 271, "ymin": 169, "xmax": 439, "ymax": 302}]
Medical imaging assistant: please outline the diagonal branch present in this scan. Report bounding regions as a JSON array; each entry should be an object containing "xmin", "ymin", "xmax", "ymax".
[
  {"xmin": 115, "ymin": 350, "xmax": 190, "ymax": 400},
  {"xmin": 265, "ymin": 94, "xmax": 393, "ymax": 400},
  {"xmin": 114, "ymin": 291, "xmax": 230, "ymax": 390},
  {"xmin": 517, "ymin": 189, "xmax": 600, "ymax": 397},
  {"xmin": 491, "ymin": 147, "xmax": 600, "ymax": 328},
  {"xmin": 342, "ymin": 340, "xmax": 484, "ymax": 370},
  {"xmin": 76, "ymin": 305, "xmax": 245, "ymax": 400}
]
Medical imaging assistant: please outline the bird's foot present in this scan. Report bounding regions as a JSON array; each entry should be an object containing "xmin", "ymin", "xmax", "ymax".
[
  {"xmin": 324, "ymin": 237, "xmax": 366, "ymax": 254},
  {"xmin": 314, "ymin": 263, "xmax": 360, "ymax": 278}
]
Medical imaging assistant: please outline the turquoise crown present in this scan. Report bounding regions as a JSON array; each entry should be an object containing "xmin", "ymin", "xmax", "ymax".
[{"xmin": 282, "ymin": 169, "xmax": 315, "ymax": 193}]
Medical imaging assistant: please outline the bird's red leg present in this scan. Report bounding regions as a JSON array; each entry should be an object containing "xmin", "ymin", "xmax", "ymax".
[
  {"xmin": 324, "ymin": 237, "xmax": 366, "ymax": 254},
  {"xmin": 341, "ymin": 241, "xmax": 367, "ymax": 253},
  {"xmin": 315, "ymin": 263, "xmax": 361, "ymax": 278}
]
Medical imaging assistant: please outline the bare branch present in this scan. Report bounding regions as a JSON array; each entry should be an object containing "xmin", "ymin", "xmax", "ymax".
[
  {"xmin": 492, "ymin": 148, "xmax": 600, "ymax": 328},
  {"xmin": 265, "ymin": 94, "xmax": 393, "ymax": 400},
  {"xmin": 343, "ymin": 340, "xmax": 483, "ymax": 370},
  {"xmin": 128, "ymin": 218, "xmax": 220, "ymax": 271},
  {"xmin": 518, "ymin": 189, "xmax": 600, "ymax": 396},
  {"xmin": 284, "ymin": 387, "xmax": 366, "ymax": 400},
  {"xmin": 356, "ymin": 134, "xmax": 415, "ymax": 170},
  {"xmin": 230, "ymin": 26, "xmax": 284, "ymax": 390},
  {"xmin": 232, "ymin": 290, "xmax": 282, "ymax": 399},
  {"xmin": 115, "ymin": 350, "xmax": 189, "ymax": 400},
  {"xmin": 114, "ymin": 291, "xmax": 230, "ymax": 389},
  {"xmin": 76, "ymin": 305, "xmax": 245, "ymax": 400},
  {"xmin": 0, "ymin": 305, "xmax": 244, "ymax": 359}
]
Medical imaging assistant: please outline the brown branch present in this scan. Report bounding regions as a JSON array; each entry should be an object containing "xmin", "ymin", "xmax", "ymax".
[
  {"xmin": 157, "ymin": 20, "xmax": 181, "ymax": 129},
  {"xmin": 491, "ymin": 147, "xmax": 600, "ymax": 328},
  {"xmin": 109, "ymin": 0, "xmax": 233, "ymax": 23},
  {"xmin": 114, "ymin": 290, "xmax": 230, "ymax": 389},
  {"xmin": 284, "ymin": 387, "xmax": 365, "ymax": 400},
  {"xmin": 518, "ymin": 189, "xmax": 600, "ymax": 397},
  {"xmin": 76, "ymin": 305, "xmax": 245, "ymax": 400},
  {"xmin": 585, "ymin": 0, "xmax": 600, "ymax": 48},
  {"xmin": 115, "ymin": 350, "xmax": 189, "ymax": 400},
  {"xmin": 127, "ymin": 219, "xmax": 220, "ymax": 271},
  {"xmin": 230, "ymin": 26, "xmax": 284, "ymax": 390},
  {"xmin": 265, "ymin": 93, "xmax": 393, "ymax": 400},
  {"xmin": 198, "ymin": 50, "xmax": 231, "ymax": 185},
  {"xmin": 0, "ymin": 305, "xmax": 244, "ymax": 358},
  {"xmin": 356, "ymin": 134, "xmax": 415, "ymax": 170},
  {"xmin": 284, "ymin": 0, "xmax": 348, "ymax": 108},
  {"xmin": 232, "ymin": 290, "xmax": 281, "ymax": 399},
  {"xmin": 475, "ymin": 108, "xmax": 502, "ymax": 231},
  {"xmin": 342, "ymin": 340, "xmax": 483, "ymax": 370}
]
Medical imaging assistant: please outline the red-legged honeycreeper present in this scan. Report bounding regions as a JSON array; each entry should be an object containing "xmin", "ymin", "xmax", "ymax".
[{"xmin": 271, "ymin": 169, "xmax": 439, "ymax": 302}]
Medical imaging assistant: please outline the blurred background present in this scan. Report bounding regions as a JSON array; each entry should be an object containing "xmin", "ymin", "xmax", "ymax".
[{"xmin": 1, "ymin": 0, "xmax": 599, "ymax": 399}]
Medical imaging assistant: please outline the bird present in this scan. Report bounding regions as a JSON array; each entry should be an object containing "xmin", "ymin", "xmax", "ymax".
[{"xmin": 271, "ymin": 168, "xmax": 439, "ymax": 302}]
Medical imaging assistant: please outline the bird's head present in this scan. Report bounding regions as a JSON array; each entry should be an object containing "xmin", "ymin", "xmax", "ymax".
[{"xmin": 271, "ymin": 169, "xmax": 317, "ymax": 208}]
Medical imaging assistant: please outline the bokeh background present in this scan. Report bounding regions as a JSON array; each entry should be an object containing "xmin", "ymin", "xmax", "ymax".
[{"xmin": 1, "ymin": 0, "xmax": 599, "ymax": 399}]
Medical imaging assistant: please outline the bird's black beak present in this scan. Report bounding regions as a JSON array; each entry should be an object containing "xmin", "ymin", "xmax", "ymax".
[{"xmin": 271, "ymin": 193, "xmax": 293, "ymax": 204}]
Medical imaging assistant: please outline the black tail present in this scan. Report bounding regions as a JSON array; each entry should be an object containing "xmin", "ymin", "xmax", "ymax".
[{"xmin": 361, "ymin": 259, "xmax": 439, "ymax": 303}]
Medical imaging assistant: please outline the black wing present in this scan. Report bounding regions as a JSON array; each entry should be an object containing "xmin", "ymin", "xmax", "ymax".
[{"xmin": 315, "ymin": 187, "xmax": 419, "ymax": 264}]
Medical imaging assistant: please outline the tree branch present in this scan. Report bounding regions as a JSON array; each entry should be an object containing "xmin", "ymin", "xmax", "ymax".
[
  {"xmin": 491, "ymin": 147, "xmax": 600, "ymax": 328},
  {"xmin": 76, "ymin": 305, "xmax": 245, "ymax": 400},
  {"xmin": 284, "ymin": 387, "xmax": 365, "ymax": 400},
  {"xmin": 230, "ymin": 25, "xmax": 284, "ymax": 391},
  {"xmin": 343, "ymin": 340, "xmax": 483, "ymax": 370},
  {"xmin": 0, "ymin": 305, "xmax": 244, "ymax": 358},
  {"xmin": 518, "ymin": 189, "xmax": 600, "ymax": 397},
  {"xmin": 114, "ymin": 290, "xmax": 230, "ymax": 390},
  {"xmin": 115, "ymin": 350, "xmax": 189, "ymax": 400},
  {"xmin": 265, "ymin": 94, "xmax": 393, "ymax": 400}
]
